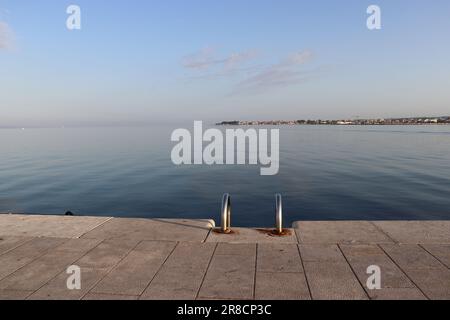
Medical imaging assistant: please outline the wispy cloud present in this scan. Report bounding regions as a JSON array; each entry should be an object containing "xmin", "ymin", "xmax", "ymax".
[
  {"xmin": 0, "ymin": 21, "xmax": 14, "ymax": 50},
  {"xmin": 182, "ymin": 48, "xmax": 321, "ymax": 95},
  {"xmin": 233, "ymin": 50, "xmax": 316, "ymax": 94},
  {"xmin": 223, "ymin": 51, "xmax": 259, "ymax": 71},
  {"xmin": 182, "ymin": 47, "xmax": 258, "ymax": 72},
  {"xmin": 182, "ymin": 47, "xmax": 217, "ymax": 70}
]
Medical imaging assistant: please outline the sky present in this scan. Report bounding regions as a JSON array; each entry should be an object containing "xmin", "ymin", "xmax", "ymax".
[{"xmin": 0, "ymin": 0, "xmax": 449, "ymax": 127}]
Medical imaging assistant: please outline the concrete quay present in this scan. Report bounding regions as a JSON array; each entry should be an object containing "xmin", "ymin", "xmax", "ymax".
[{"xmin": 0, "ymin": 214, "xmax": 449, "ymax": 300}]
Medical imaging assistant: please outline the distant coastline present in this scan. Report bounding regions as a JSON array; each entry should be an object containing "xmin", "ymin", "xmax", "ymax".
[{"xmin": 216, "ymin": 116, "xmax": 450, "ymax": 126}]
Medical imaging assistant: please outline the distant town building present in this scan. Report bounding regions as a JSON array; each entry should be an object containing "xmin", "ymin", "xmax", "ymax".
[{"xmin": 216, "ymin": 116, "xmax": 450, "ymax": 126}]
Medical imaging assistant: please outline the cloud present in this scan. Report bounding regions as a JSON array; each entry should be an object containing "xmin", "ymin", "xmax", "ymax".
[
  {"xmin": 0, "ymin": 21, "xmax": 14, "ymax": 50},
  {"xmin": 281, "ymin": 51, "xmax": 314, "ymax": 66},
  {"xmin": 182, "ymin": 48, "xmax": 321, "ymax": 95},
  {"xmin": 223, "ymin": 51, "xmax": 259, "ymax": 70},
  {"xmin": 182, "ymin": 47, "xmax": 217, "ymax": 70},
  {"xmin": 182, "ymin": 47, "xmax": 258, "ymax": 72},
  {"xmin": 233, "ymin": 50, "xmax": 316, "ymax": 94}
]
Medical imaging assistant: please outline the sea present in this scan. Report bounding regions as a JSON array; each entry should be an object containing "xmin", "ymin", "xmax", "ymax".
[{"xmin": 1, "ymin": 125, "xmax": 449, "ymax": 227}]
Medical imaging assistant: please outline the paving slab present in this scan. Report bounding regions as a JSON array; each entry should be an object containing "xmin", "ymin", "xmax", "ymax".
[
  {"xmin": 28, "ymin": 240, "xmax": 139, "ymax": 299},
  {"xmin": 300, "ymin": 244, "xmax": 368, "ymax": 300},
  {"xmin": 339, "ymin": 244, "xmax": 424, "ymax": 300},
  {"xmin": 83, "ymin": 293, "xmax": 139, "ymax": 300},
  {"xmin": 198, "ymin": 245, "xmax": 256, "ymax": 300},
  {"xmin": 0, "ymin": 238, "xmax": 102, "ymax": 291},
  {"xmin": 381, "ymin": 244, "xmax": 450, "ymax": 300},
  {"xmin": 215, "ymin": 243, "xmax": 256, "ymax": 256},
  {"xmin": 381, "ymin": 244, "xmax": 444, "ymax": 270},
  {"xmin": 373, "ymin": 221, "xmax": 450, "ymax": 244},
  {"xmin": 0, "ymin": 214, "xmax": 111, "ymax": 238},
  {"xmin": 303, "ymin": 262, "xmax": 368, "ymax": 300},
  {"xmin": 340, "ymin": 245, "xmax": 415, "ymax": 289},
  {"xmin": 0, "ymin": 289, "xmax": 33, "ymax": 300},
  {"xmin": 141, "ymin": 242, "xmax": 216, "ymax": 300},
  {"xmin": 255, "ymin": 272, "xmax": 310, "ymax": 300},
  {"xmin": 421, "ymin": 244, "xmax": 450, "ymax": 269},
  {"xmin": 294, "ymin": 221, "xmax": 393, "ymax": 244},
  {"xmin": 0, "ymin": 237, "xmax": 33, "ymax": 256},
  {"xmin": 0, "ymin": 237, "xmax": 67, "ymax": 281},
  {"xmin": 162, "ymin": 242, "xmax": 216, "ymax": 269},
  {"xmin": 28, "ymin": 267, "xmax": 109, "ymax": 300},
  {"xmin": 299, "ymin": 244, "xmax": 346, "ymax": 263},
  {"xmin": 206, "ymin": 228, "xmax": 297, "ymax": 244},
  {"xmin": 141, "ymin": 267, "xmax": 208, "ymax": 300},
  {"xmin": 90, "ymin": 241, "xmax": 176, "ymax": 296},
  {"xmin": 82, "ymin": 218, "xmax": 214, "ymax": 242},
  {"xmin": 398, "ymin": 269, "xmax": 450, "ymax": 300},
  {"xmin": 368, "ymin": 288, "xmax": 427, "ymax": 300},
  {"xmin": 75, "ymin": 239, "xmax": 139, "ymax": 269},
  {"xmin": 257, "ymin": 244, "xmax": 303, "ymax": 273}
]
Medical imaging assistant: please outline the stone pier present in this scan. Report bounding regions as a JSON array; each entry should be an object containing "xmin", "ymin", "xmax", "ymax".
[{"xmin": 0, "ymin": 214, "xmax": 449, "ymax": 300}]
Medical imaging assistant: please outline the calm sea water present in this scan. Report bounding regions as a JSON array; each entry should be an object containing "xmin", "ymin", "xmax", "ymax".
[{"xmin": 1, "ymin": 125, "xmax": 450, "ymax": 227}]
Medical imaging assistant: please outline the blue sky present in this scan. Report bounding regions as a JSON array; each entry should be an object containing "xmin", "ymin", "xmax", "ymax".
[{"xmin": 0, "ymin": 0, "xmax": 449, "ymax": 127}]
